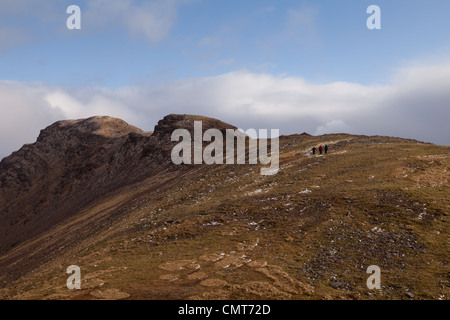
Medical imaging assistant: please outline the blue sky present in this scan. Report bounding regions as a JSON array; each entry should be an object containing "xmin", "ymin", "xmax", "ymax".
[
  {"xmin": 1, "ymin": 0, "xmax": 450, "ymax": 158},
  {"xmin": 1, "ymin": 0, "xmax": 449, "ymax": 86}
]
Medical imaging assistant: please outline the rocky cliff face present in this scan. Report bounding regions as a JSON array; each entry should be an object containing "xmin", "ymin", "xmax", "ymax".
[{"xmin": 0, "ymin": 114, "xmax": 236, "ymax": 255}]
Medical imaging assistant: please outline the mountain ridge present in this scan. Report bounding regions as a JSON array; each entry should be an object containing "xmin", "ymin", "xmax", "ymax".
[{"xmin": 0, "ymin": 114, "xmax": 448, "ymax": 300}]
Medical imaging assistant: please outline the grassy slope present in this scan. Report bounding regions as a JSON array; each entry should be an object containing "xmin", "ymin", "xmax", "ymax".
[{"xmin": 0, "ymin": 134, "xmax": 448, "ymax": 300}]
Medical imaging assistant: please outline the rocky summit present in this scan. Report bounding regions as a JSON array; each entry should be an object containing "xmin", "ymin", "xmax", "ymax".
[{"xmin": 0, "ymin": 114, "xmax": 448, "ymax": 300}]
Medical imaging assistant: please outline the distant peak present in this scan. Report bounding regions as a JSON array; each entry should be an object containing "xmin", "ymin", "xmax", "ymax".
[
  {"xmin": 41, "ymin": 116, "xmax": 144, "ymax": 140},
  {"xmin": 152, "ymin": 114, "xmax": 237, "ymax": 139}
]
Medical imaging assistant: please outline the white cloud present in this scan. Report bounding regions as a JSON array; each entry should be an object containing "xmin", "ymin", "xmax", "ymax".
[
  {"xmin": 1, "ymin": 62, "xmax": 450, "ymax": 159},
  {"xmin": 0, "ymin": 82, "xmax": 63, "ymax": 158},
  {"xmin": 84, "ymin": 0, "xmax": 182, "ymax": 44},
  {"xmin": 284, "ymin": 6, "xmax": 320, "ymax": 49},
  {"xmin": 287, "ymin": 7, "xmax": 317, "ymax": 31},
  {"xmin": 314, "ymin": 120, "xmax": 354, "ymax": 135},
  {"xmin": 44, "ymin": 90, "xmax": 136, "ymax": 121}
]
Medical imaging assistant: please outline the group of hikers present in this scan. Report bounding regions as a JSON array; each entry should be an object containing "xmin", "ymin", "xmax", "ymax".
[{"xmin": 312, "ymin": 145, "xmax": 329, "ymax": 155}]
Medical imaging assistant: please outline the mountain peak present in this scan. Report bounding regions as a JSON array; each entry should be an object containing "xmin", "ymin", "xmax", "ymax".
[
  {"xmin": 152, "ymin": 114, "xmax": 237, "ymax": 139},
  {"xmin": 38, "ymin": 116, "xmax": 144, "ymax": 142}
]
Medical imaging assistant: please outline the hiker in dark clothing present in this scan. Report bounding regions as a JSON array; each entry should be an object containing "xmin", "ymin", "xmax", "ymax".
[
  {"xmin": 319, "ymin": 145, "xmax": 323, "ymax": 155},
  {"xmin": 312, "ymin": 147, "xmax": 317, "ymax": 155},
  {"xmin": 324, "ymin": 145, "xmax": 329, "ymax": 154}
]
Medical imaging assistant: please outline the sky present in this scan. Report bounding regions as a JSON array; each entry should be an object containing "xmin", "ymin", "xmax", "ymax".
[{"xmin": 1, "ymin": 0, "xmax": 450, "ymax": 159}]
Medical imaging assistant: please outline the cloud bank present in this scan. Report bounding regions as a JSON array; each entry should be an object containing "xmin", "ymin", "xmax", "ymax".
[{"xmin": 1, "ymin": 62, "xmax": 450, "ymax": 159}]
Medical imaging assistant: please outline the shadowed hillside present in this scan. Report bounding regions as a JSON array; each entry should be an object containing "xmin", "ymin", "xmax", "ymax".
[{"xmin": 0, "ymin": 114, "xmax": 448, "ymax": 300}]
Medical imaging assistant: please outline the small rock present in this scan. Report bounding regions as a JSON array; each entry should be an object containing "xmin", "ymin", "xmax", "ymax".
[
  {"xmin": 330, "ymin": 282, "xmax": 340, "ymax": 289},
  {"xmin": 405, "ymin": 292, "xmax": 414, "ymax": 299},
  {"xmin": 285, "ymin": 235, "xmax": 294, "ymax": 242}
]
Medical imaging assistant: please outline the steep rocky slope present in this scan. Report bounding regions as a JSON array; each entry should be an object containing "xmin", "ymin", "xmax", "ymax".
[
  {"xmin": 0, "ymin": 114, "xmax": 236, "ymax": 281},
  {"xmin": 0, "ymin": 114, "xmax": 448, "ymax": 300}
]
